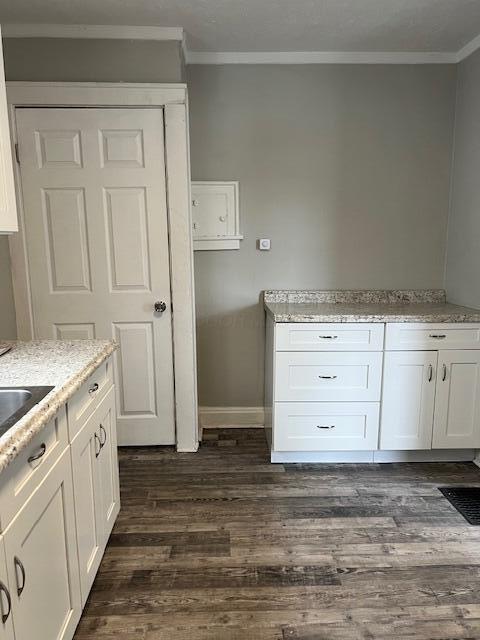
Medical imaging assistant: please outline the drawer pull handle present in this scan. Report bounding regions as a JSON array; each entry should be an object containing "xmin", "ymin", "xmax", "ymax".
[
  {"xmin": 89, "ymin": 382, "xmax": 99, "ymax": 394},
  {"xmin": 318, "ymin": 335, "xmax": 338, "ymax": 339},
  {"xmin": 317, "ymin": 425, "xmax": 335, "ymax": 429},
  {"xmin": 442, "ymin": 363, "xmax": 447, "ymax": 381},
  {"xmin": 429, "ymin": 334, "xmax": 447, "ymax": 339},
  {"xmin": 13, "ymin": 557, "xmax": 25, "ymax": 597},
  {"xmin": 0, "ymin": 581, "xmax": 11, "ymax": 624},
  {"xmin": 28, "ymin": 443, "xmax": 46, "ymax": 464},
  {"xmin": 318, "ymin": 375, "xmax": 337, "ymax": 379},
  {"xmin": 94, "ymin": 433, "xmax": 102, "ymax": 458},
  {"xmin": 99, "ymin": 424, "xmax": 107, "ymax": 448}
]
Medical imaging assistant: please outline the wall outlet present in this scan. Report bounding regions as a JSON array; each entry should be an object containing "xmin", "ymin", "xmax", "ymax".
[{"xmin": 258, "ymin": 238, "xmax": 271, "ymax": 250}]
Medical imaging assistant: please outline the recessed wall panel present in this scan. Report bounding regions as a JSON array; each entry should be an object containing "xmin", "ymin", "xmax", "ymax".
[
  {"xmin": 100, "ymin": 129, "xmax": 144, "ymax": 167},
  {"xmin": 104, "ymin": 187, "xmax": 151, "ymax": 291},
  {"xmin": 43, "ymin": 188, "xmax": 92, "ymax": 292},
  {"xmin": 35, "ymin": 130, "xmax": 82, "ymax": 168},
  {"xmin": 114, "ymin": 322, "xmax": 156, "ymax": 416}
]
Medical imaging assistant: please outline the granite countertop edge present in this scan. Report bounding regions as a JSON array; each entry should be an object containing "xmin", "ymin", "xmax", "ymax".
[
  {"xmin": 265, "ymin": 308, "xmax": 480, "ymax": 323},
  {"xmin": 0, "ymin": 340, "xmax": 117, "ymax": 474}
]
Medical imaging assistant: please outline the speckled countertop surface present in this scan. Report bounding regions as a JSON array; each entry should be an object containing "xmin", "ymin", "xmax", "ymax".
[
  {"xmin": 264, "ymin": 290, "xmax": 480, "ymax": 323},
  {"xmin": 0, "ymin": 340, "xmax": 116, "ymax": 473}
]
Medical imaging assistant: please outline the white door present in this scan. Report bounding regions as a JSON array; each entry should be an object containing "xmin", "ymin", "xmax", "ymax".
[
  {"xmin": 433, "ymin": 350, "xmax": 480, "ymax": 448},
  {"xmin": 0, "ymin": 27, "xmax": 18, "ymax": 233},
  {"xmin": 96, "ymin": 386, "xmax": 121, "ymax": 546},
  {"xmin": 16, "ymin": 107, "xmax": 175, "ymax": 445},
  {"xmin": 380, "ymin": 351, "xmax": 437, "ymax": 450},
  {"xmin": 4, "ymin": 451, "xmax": 81, "ymax": 640},
  {"xmin": 70, "ymin": 408, "xmax": 105, "ymax": 605},
  {"xmin": 0, "ymin": 537, "xmax": 14, "ymax": 640}
]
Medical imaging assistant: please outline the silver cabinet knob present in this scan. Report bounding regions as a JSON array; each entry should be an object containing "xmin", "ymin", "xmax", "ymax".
[{"xmin": 154, "ymin": 301, "xmax": 167, "ymax": 313}]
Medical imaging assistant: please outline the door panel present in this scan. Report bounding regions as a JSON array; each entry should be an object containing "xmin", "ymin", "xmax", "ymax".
[
  {"xmin": 433, "ymin": 350, "xmax": 480, "ymax": 448},
  {"xmin": 4, "ymin": 451, "xmax": 81, "ymax": 640},
  {"xmin": 0, "ymin": 537, "xmax": 14, "ymax": 640},
  {"xmin": 97, "ymin": 387, "xmax": 120, "ymax": 544},
  {"xmin": 17, "ymin": 108, "xmax": 175, "ymax": 445},
  {"xmin": 380, "ymin": 351, "xmax": 437, "ymax": 450}
]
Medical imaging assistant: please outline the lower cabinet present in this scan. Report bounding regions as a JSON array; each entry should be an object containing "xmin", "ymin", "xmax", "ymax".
[
  {"xmin": 380, "ymin": 351, "xmax": 437, "ymax": 450},
  {"xmin": 4, "ymin": 450, "xmax": 81, "ymax": 640},
  {"xmin": 381, "ymin": 349, "xmax": 480, "ymax": 450},
  {"xmin": 433, "ymin": 350, "xmax": 480, "ymax": 448},
  {"xmin": 0, "ymin": 357, "xmax": 120, "ymax": 640},
  {"xmin": 71, "ymin": 386, "xmax": 120, "ymax": 605},
  {"xmin": 0, "ymin": 537, "xmax": 14, "ymax": 640}
]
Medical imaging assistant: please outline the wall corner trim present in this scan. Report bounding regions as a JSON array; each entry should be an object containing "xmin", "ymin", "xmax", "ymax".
[{"xmin": 2, "ymin": 24, "xmax": 184, "ymax": 41}]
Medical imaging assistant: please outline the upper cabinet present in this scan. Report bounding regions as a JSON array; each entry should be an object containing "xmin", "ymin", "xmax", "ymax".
[{"xmin": 0, "ymin": 28, "xmax": 18, "ymax": 234}]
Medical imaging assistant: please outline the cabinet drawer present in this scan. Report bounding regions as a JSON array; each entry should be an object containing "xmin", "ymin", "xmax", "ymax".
[
  {"xmin": 273, "ymin": 402, "xmax": 379, "ymax": 451},
  {"xmin": 276, "ymin": 323, "xmax": 384, "ymax": 351},
  {"xmin": 385, "ymin": 323, "xmax": 480, "ymax": 351},
  {"xmin": 0, "ymin": 406, "xmax": 68, "ymax": 532},
  {"xmin": 67, "ymin": 358, "xmax": 113, "ymax": 441},
  {"xmin": 275, "ymin": 351, "xmax": 383, "ymax": 402}
]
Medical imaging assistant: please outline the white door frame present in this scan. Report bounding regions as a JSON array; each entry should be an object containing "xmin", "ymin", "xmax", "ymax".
[{"xmin": 6, "ymin": 82, "xmax": 198, "ymax": 452}]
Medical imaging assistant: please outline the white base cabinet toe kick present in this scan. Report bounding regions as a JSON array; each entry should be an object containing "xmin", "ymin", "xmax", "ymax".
[
  {"xmin": 0, "ymin": 356, "xmax": 119, "ymax": 640},
  {"xmin": 266, "ymin": 319, "xmax": 480, "ymax": 463}
]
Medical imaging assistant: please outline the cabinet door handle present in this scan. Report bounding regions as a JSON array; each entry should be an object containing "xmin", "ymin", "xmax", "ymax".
[
  {"xmin": 99, "ymin": 424, "xmax": 107, "ymax": 448},
  {"xmin": 0, "ymin": 581, "xmax": 11, "ymax": 624},
  {"xmin": 27, "ymin": 443, "xmax": 46, "ymax": 464},
  {"xmin": 94, "ymin": 433, "xmax": 102, "ymax": 458},
  {"xmin": 318, "ymin": 375, "xmax": 338, "ymax": 379},
  {"xmin": 89, "ymin": 382, "xmax": 99, "ymax": 395},
  {"xmin": 429, "ymin": 334, "xmax": 447, "ymax": 339},
  {"xmin": 427, "ymin": 364, "xmax": 433, "ymax": 382},
  {"xmin": 318, "ymin": 335, "xmax": 338, "ymax": 339},
  {"xmin": 13, "ymin": 557, "xmax": 25, "ymax": 597},
  {"xmin": 442, "ymin": 363, "xmax": 447, "ymax": 381},
  {"xmin": 317, "ymin": 425, "xmax": 335, "ymax": 430}
]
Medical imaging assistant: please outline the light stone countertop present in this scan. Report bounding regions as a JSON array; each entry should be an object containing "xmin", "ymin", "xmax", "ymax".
[
  {"xmin": 0, "ymin": 340, "xmax": 117, "ymax": 473},
  {"xmin": 263, "ymin": 290, "xmax": 480, "ymax": 323}
]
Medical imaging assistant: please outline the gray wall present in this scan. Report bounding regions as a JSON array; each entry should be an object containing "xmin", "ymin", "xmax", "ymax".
[
  {"xmin": 3, "ymin": 38, "xmax": 185, "ymax": 83},
  {"xmin": 0, "ymin": 237, "xmax": 16, "ymax": 339},
  {"xmin": 188, "ymin": 64, "xmax": 457, "ymax": 407},
  {"xmin": 445, "ymin": 48, "xmax": 480, "ymax": 308}
]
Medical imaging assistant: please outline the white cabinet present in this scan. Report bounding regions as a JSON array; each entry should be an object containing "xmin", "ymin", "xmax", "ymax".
[
  {"xmin": 4, "ymin": 450, "xmax": 81, "ymax": 640},
  {"xmin": 380, "ymin": 351, "xmax": 437, "ymax": 450},
  {"xmin": 0, "ymin": 27, "xmax": 18, "ymax": 234},
  {"xmin": 0, "ymin": 355, "xmax": 119, "ymax": 639},
  {"xmin": 433, "ymin": 350, "xmax": 480, "ymax": 449},
  {"xmin": 71, "ymin": 386, "xmax": 119, "ymax": 605},
  {"xmin": 0, "ymin": 538, "xmax": 14, "ymax": 640}
]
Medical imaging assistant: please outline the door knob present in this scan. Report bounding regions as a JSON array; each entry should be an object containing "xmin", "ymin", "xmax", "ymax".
[{"xmin": 154, "ymin": 301, "xmax": 167, "ymax": 313}]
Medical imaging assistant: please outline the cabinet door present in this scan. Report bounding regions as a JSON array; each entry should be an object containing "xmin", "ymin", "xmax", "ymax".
[
  {"xmin": 4, "ymin": 450, "xmax": 81, "ymax": 640},
  {"xmin": 0, "ymin": 538, "xmax": 14, "ymax": 640},
  {"xmin": 70, "ymin": 408, "xmax": 104, "ymax": 606},
  {"xmin": 380, "ymin": 351, "xmax": 437, "ymax": 450},
  {"xmin": 96, "ymin": 387, "xmax": 120, "ymax": 548},
  {"xmin": 0, "ymin": 28, "xmax": 18, "ymax": 233},
  {"xmin": 433, "ymin": 350, "xmax": 480, "ymax": 448}
]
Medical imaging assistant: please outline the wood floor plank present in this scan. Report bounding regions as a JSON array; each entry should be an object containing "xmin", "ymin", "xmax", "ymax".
[{"xmin": 74, "ymin": 427, "xmax": 480, "ymax": 639}]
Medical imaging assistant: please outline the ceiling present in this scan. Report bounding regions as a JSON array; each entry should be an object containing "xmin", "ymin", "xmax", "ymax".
[{"xmin": 1, "ymin": 0, "xmax": 480, "ymax": 54}]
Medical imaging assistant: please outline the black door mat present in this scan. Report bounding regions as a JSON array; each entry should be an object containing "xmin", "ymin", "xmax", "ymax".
[{"xmin": 439, "ymin": 487, "xmax": 480, "ymax": 525}]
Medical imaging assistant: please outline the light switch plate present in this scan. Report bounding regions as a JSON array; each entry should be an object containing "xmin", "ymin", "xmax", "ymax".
[{"xmin": 258, "ymin": 239, "xmax": 271, "ymax": 250}]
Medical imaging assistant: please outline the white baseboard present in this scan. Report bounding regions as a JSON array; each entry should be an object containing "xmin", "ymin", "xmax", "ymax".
[
  {"xmin": 270, "ymin": 449, "xmax": 476, "ymax": 464},
  {"xmin": 199, "ymin": 406, "xmax": 265, "ymax": 429}
]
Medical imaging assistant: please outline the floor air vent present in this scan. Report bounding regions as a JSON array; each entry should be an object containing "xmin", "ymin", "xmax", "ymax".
[{"xmin": 439, "ymin": 487, "xmax": 480, "ymax": 525}]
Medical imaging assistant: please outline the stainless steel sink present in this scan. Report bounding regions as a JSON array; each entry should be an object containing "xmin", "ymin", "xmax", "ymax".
[{"xmin": 0, "ymin": 386, "xmax": 54, "ymax": 437}]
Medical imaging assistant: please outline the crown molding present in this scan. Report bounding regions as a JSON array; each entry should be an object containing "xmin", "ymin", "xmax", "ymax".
[
  {"xmin": 2, "ymin": 22, "xmax": 480, "ymax": 64},
  {"xmin": 2, "ymin": 23, "xmax": 184, "ymax": 41},
  {"xmin": 456, "ymin": 32, "xmax": 480, "ymax": 62},
  {"xmin": 186, "ymin": 50, "xmax": 457, "ymax": 65}
]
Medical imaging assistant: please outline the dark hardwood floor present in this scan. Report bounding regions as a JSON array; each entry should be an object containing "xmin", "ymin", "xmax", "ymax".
[{"xmin": 74, "ymin": 428, "xmax": 480, "ymax": 639}]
